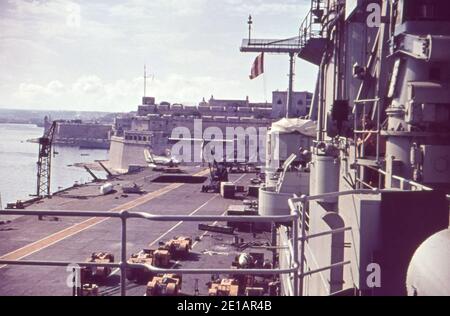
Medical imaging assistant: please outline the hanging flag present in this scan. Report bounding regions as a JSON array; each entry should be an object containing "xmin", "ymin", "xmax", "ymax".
[{"xmin": 249, "ymin": 53, "xmax": 264, "ymax": 80}]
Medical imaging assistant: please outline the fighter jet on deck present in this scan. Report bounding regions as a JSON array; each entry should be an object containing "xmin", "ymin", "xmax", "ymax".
[{"xmin": 144, "ymin": 149, "xmax": 180, "ymax": 168}]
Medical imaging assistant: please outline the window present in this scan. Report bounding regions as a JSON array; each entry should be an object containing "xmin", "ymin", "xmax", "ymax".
[
  {"xmin": 403, "ymin": 0, "xmax": 450, "ymax": 22},
  {"xmin": 277, "ymin": 99, "xmax": 283, "ymax": 105}
]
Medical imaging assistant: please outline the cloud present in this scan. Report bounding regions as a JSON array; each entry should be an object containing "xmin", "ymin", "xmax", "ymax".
[
  {"xmin": 11, "ymin": 73, "xmax": 251, "ymax": 111},
  {"xmin": 151, "ymin": 74, "xmax": 243, "ymax": 104},
  {"xmin": 222, "ymin": 0, "xmax": 310, "ymax": 16},
  {"xmin": 9, "ymin": 0, "xmax": 72, "ymax": 16},
  {"xmin": 108, "ymin": 0, "xmax": 207, "ymax": 19},
  {"xmin": 18, "ymin": 80, "xmax": 65, "ymax": 97},
  {"xmin": 0, "ymin": 0, "xmax": 317, "ymax": 112},
  {"xmin": 47, "ymin": 80, "xmax": 65, "ymax": 93},
  {"xmin": 72, "ymin": 76, "xmax": 104, "ymax": 95},
  {"xmin": 5, "ymin": 0, "xmax": 81, "ymax": 30},
  {"xmin": 2, "ymin": 0, "xmax": 121, "ymax": 43}
]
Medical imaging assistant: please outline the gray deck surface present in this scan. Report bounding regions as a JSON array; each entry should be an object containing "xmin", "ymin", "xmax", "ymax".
[{"xmin": 0, "ymin": 166, "xmax": 272, "ymax": 296}]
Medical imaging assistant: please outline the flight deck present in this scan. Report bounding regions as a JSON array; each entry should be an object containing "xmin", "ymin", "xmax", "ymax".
[{"xmin": 0, "ymin": 166, "xmax": 273, "ymax": 296}]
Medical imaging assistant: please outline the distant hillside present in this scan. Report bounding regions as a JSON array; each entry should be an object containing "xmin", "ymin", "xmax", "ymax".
[{"xmin": 0, "ymin": 108, "xmax": 121, "ymax": 126}]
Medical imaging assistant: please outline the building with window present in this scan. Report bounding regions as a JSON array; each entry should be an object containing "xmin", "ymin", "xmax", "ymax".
[{"xmin": 272, "ymin": 91, "xmax": 313, "ymax": 119}]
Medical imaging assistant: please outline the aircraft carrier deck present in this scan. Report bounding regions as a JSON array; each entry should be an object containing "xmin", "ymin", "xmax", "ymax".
[{"xmin": 0, "ymin": 166, "xmax": 272, "ymax": 296}]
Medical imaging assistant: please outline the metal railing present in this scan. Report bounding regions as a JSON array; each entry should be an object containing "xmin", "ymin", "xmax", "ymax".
[
  {"xmin": 298, "ymin": 3, "xmax": 326, "ymax": 49},
  {"xmin": 3, "ymin": 186, "xmax": 444, "ymax": 296},
  {"xmin": 362, "ymin": 164, "xmax": 433, "ymax": 191},
  {"xmin": 0, "ymin": 209, "xmax": 300, "ymax": 296},
  {"xmin": 288, "ymin": 189, "xmax": 382, "ymax": 296},
  {"xmin": 242, "ymin": 37, "xmax": 303, "ymax": 51}
]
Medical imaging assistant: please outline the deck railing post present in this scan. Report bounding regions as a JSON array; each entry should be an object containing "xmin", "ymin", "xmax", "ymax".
[
  {"xmin": 120, "ymin": 211, "xmax": 128, "ymax": 297},
  {"xmin": 292, "ymin": 216, "xmax": 299, "ymax": 296},
  {"xmin": 292, "ymin": 207, "xmax": 299, "ymax": 296},
  {"xmin": 299, "ymin": 196, "xmax": 307, "ymax": 296}
]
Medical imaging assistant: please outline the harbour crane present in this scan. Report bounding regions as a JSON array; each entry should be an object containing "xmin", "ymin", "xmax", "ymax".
[{"xmin": 36, "ymin": 121, "xmax": 58, "ymax": 198}]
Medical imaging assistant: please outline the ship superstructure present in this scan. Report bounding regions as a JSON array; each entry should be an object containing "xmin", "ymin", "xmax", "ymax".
[{"xmin": 254, "ymin": 0, "xmax": 450, "ymax": 296}]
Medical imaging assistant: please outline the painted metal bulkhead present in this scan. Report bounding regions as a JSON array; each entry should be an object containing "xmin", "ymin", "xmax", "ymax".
[{"xmin": 274, "ymin": 0, "xmax": 450, "ymax": 296}]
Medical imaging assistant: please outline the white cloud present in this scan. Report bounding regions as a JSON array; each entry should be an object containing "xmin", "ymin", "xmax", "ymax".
[
  {"xmin": 0, "ymin": 0, "xmax": 317, "ymax": 111},
  {"xmin": 17, "ymin": 80, "xmax": 65, "ymax": 98},
  {"xmin": 72, "ymin": 76, "xmax": 104, "ymax": 95},
  {"xmin": 165, "ymin": 49, "xmax": 216, "ymax": 66},
  {"xmin": 11, "ymin": 0, "xmax": 73, "ymax": 16},
  {"xmin": 47, "ymin": 80, "xmax": 65, "ymax": 94},
  {"xmin": 151, "ymin": 74, "xmax": 243, "ymax": 104},
  {"xmin": 11, "ymin": 73, "xmax": 251, "ymax": 111},
  {"xmin": 223, "ymin": 0, "xmax": 310, "ymax": 16},
  {"xmin": 2, "ymin": 0, "xmax": 121, "ymax": 43},
  {"xmin": 109, "ymin": 0, "xmax": 207, "ymax": 19},
  {"xmin": 7, "ymin": 0, "xmax": 81, "ymax": 32}
]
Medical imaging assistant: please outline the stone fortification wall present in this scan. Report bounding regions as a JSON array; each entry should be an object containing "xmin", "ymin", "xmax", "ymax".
[{"xmin": 55, "ymin": 123, "xmax": 112, "ymax": 140}]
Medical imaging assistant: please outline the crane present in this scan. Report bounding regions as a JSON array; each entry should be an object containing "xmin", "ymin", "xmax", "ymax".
[{"xmin": 36, "ymin": 121, "xmax": 58, "ymax": 198}]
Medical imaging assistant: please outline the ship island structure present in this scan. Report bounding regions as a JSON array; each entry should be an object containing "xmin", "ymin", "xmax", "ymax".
[{"xmin": 0, "ymin": 0, "xmax": 449, "ymax": 297}]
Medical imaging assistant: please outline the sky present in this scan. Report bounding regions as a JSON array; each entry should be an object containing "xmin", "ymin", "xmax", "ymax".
[{"xmin": 0, "ymin": 0, "xmax": 318, "ymax": 112}]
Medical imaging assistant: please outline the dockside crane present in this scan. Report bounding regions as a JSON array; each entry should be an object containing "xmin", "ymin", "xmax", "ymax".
[{"xmin": 36, "ymin": 121, "xmax": 58, "ymax": 198}]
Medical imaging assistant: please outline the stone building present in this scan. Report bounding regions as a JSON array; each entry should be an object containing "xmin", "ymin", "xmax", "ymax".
[
  {"xmin": 272, "ymin": 91, "xmax": 313, "ymax": 118},
  {"xmin": 109, "ymin": 91, "xmax": 311, "ymax": 171}
]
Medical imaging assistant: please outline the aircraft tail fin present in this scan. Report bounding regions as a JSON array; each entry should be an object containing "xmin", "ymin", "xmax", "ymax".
[{"xmin": 144, "ymin": 149, "xmax": 154, "ymax": 163}]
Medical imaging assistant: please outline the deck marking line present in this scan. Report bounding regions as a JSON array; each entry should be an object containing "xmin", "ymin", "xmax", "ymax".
[
  {"xmin": 147, "ymin": 194, "xmax": 219, "ymax": 248},
  {"xmin": 0, "ymin": 169, "xmax": 210, "ymax": 268},
  {"xmin": 111, "ymin": 173, "xmax": 247, "ymax": 276},
  {"xmin": 110, "ymin": 193, "xmax": 220, "ymax": 277},
  {"xmin": 171, "ymin": 209, "xmax": 229, "ymax": 269}
]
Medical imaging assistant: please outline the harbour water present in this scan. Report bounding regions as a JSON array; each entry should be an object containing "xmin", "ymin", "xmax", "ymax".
[{"xmin": 0, "ymin": 123, "xmax": 108, "ymax": 207}]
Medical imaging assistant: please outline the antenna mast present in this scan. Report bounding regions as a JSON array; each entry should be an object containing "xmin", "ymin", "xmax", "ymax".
[
  {"xmin": 241, "ymin": 17, "xmax": 302, "ymax": 118},
  {"xmin": 144, "ymin": 65, "xmax": 147, "ymax": 97},
  {"xmin": 248, "ymin": 15, "xmax": 253, "ymax": 44}
]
